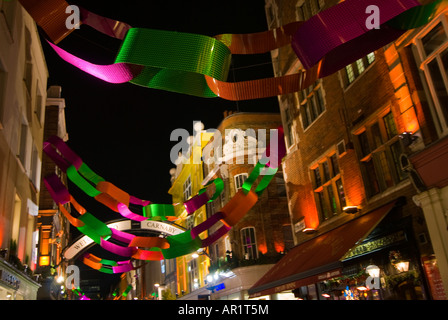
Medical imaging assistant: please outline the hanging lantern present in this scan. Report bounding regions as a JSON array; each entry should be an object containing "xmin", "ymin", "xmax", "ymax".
[{"xmin": 366, "ymin": 265, "xmax": 380, "ymax": 278}]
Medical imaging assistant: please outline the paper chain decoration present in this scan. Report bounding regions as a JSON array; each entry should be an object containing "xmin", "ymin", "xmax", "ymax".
[
  {"xmin": 23, "ymin": 0, "xmax": 446, "ymax": 274},
  {"xmin": 43, "ymin": 128, "xmax": 286, "ymax": 273},
  {"xmin": 19, "ymin": 0, "xmax": 446, "ymax": 100}
]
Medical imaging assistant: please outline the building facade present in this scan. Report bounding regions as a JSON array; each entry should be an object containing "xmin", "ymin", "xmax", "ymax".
[
  {"xmin": 249, "ymin": 0, "xmax": 447, "ymax": 300},
  {"xmin": 0, "ymin": 0, "xmax": 48, "ymax": 299},
  {"xmin": 35, "ymin": 85, "xmax": 71, "ymax": 300},
  {"xmin": 202, "ymin": 112, "xmax": 293, "ymax": 300},
  {"xmin": 167, "ymin": 123, "xmax": 214, "ymax": 299}
]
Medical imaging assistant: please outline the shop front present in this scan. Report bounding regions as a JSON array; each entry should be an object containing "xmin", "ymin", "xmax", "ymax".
[
  {"xmin": 248, "ymin": 199, "xmax": 432, "ymax": 300},
  {"xmin": 0, "ymin": 257, "xmax": 41, "ymax": 300}
]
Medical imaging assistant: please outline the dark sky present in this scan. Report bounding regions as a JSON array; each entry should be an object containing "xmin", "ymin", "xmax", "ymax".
[{"xmin": 40, "ymin": 0, "xmax": 280, "ymax": 295}]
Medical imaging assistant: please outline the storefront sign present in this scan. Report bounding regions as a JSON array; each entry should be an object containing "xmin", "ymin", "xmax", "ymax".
[
  {"xmin": 294, "ymin": 218, "xmax": 306, "ymax": 233},
  {"xmin": 343, "ymin": 231, "xmax": 406, "ymax": 260},
  {"xmin": 0, "ymin": 268, "xmax": 21, "ymax": 290},
  {"xmin": 422, "ymin": 256, "xmax": 447, "ymax": 300},
  {"xmin": 140, "ymin": 220, "xmax": 184, "ymax": 235},
  {"xmin": 63, "ymin": 220, "xmax": 184, "ymax": 260}
]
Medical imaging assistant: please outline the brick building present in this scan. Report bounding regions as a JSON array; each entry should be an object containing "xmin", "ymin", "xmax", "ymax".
[
  {"xmin": 202, "ymin": 112, "xmax": 293, "ymax": 300},
  {"xmin": 249, "ymin": 0, "xmax": 447, "ymax": 300}
]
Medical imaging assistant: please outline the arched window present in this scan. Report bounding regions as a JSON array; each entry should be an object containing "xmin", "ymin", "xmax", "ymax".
[
  {"xmin": 240, "ymin": 227, "xmax": 258, "ymax": 260},
  {"xmin": 234, "ymin": 173, "xmax": 248, "ymax": 192}
]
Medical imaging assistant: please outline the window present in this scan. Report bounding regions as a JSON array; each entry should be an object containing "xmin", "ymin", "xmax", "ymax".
[
  {"xmin": 313, "ymin": 167, "xmax": 322, "ymax": 188},
  {"xmin": 415, "ymin": 18, "xmax": 448, "ymax": 135},
  {"xmin": 343, "ymin": 53, "xmax": 376, "ymax": 87},
  {"xmin": 358, "ymin": 130, "xmax": 371, "ymax": 158},
  {"xmin": 241, "ymin": 227, "xmax": 258, "ymax": 260},
  {"xmin": 183, "ymin": 176, "xmax": 192, "ymax": 201},
  {"xmin": 346, "ymin": 65, "xmax": 355, "ymax": 84},
  {"xmin": 185, "ymin": 215, "xmax": 194, "ymax": 230},
  {"xmin": 283, "ymin": 103, "xmax": 295, "ymax": 148},
  {"xmin": 355, "ymin": 111, "xmax": 407, "ymax": 198},
  {"xmin": 234, "ymin": 173, "xmax": 248, "ymax": 192},
  {"xmin": 311, "ymin": 153, "xmax": 345, "ymax": 222},
  {"xmin": 206, "ymin": 200, "xmax": 215, "ymax": 219},
  {"xmin": 18, "ymin": 123, "xmax": 30, "ymax": 170},
  {"xmin": 330, "ymin": 154, "xmax": 339, "ymax": 176},
  {"xmin": 35, "ymin": 84, "xmax": 44, "ymax": 125},
  {"xmin": 299, "ymin": 81, "xmax": 326, "ymax": 129},
  {"xmin": 30, "ymin": 144, "xmax": 41, "ymax": 190},
  {"xmin": 265, "ymin": 2, "xmax": 278, "ymax": 29},
  {"xmin": 188, "ymin": 258, "xmax": 199, "ymax": 292},
  {"xmin": 296, "ymin": 0, "xmax": 309, "ymax": 21}
]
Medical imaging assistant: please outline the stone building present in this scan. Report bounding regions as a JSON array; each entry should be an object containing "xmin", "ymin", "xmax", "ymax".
[
  {"xmin": 0, "ymin": 0, "xmax": 48, "ymax": 299},
  {"xmin": 202, "ymin": 112, "xmax": 293, "ymax": 300}
]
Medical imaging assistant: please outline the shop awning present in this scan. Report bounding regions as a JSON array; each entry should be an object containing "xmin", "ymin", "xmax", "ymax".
[{"xmin": 248, "ymin": 200, "xmax": 397, "ymax": 298}]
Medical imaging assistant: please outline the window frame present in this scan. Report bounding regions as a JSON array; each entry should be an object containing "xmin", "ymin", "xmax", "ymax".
[
  {"xmin": 342, "ymin": 53, "xmax": 376, "ymax": 88},
  {"xmin": 240, "ymin": 227, "xmax": 258, "ymax": 260},
  {"xmin": 414, "ymin": 14, "xmax": 448, "ymax": 136},
  {"xmin": 234, "ymin": 173, "xmax": 248, "ymax": 192},
  {"xmin": 354, "ymin": 109, "xmax": 407, "ymax": 198},
  {"xmin": 183, "ymin": 175, "xmax": 192, "ymax": 201},
  {"xmin": 299, "ymin": 81, "xmax": 326, "ymax": 130},
  {"xmin": 310, "ymin": 152, "xmax": 345, "ymax": 222}
]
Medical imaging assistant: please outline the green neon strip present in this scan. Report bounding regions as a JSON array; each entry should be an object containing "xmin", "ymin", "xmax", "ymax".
[
  {"xmin": 387, "ymin": 0, "xmax": 446, "ymax": 30},
  {"xmin": 66, "ymin": 165, "xmax": 101, "ymax": 197},
  {"xmin": 198, "ymin": 178, "xmax": 224, "ymax": 202},
  {"xmin": 143, "ymin": 204, "xmax": 175, "ymax": 220},
  {"xmin": 241, "ymin": 162, "xmax": 265, "ymax": 195},
  {"xmin": 162, "ymin": 231, "xmax": 202, "ymax": 259},
  {"xmin": 100, "ymin": 259, "xmax": 118, "ymax": 267},
  {"xmin": 115, "ymin": 28, "xmax": 231, "ymax": 98},
  {"xmin": 255, "ymin": 167, "xmax": 278, "ymax": 196},
  {"xmin": 99, "ymin": 267, "xmax": 114, "ymax": 274},
  {"xmin": 78, "ymin": 163, "xmax": 105, "ymax": 185},
  {"xmin": 77, "ymin": 212, "xmax": 112, "ymax": 244}
]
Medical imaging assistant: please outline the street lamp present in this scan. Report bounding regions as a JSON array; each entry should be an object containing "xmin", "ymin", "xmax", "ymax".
[
  {"xmin": 366, "ymin": 265, "xmax": 380, "ymax": 278},
  {"xmin": 394, "ymin": 261, "xmax": 410, "ymax": 273}
]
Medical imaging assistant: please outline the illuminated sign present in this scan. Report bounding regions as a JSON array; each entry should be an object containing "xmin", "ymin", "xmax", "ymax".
[{"xmin": 63, "ymin": 219, "xmax": 185, "ymax": 260}]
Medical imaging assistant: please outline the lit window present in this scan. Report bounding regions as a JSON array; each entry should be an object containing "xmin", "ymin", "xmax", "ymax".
[
  {"xmin": 183, "ymin": 176, "xmax": 192, "ymax": 201},
  {"xmin": 356, "ymin": 59, "xmax": 365, "ymax": 74},
  {"xmin": 344, "ymin": 53, "xmax": 376, "ymax": 87},
  {"xmin": 415, "ymin": 19, "xmax": 448, "ymax": 135},
  {"xmin": 346, "ymin": 65, "xmax": 355, "ymax": 84},
  {"xmin": 311, "ymin": 153, "xmax": 345, "ymax": 222}
]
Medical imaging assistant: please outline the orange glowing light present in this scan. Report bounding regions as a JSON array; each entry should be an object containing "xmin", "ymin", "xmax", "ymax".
[
  {"xmin": 258, "ymin": 243, "xmax": 268, "ymax": 254},
  {"xmin": 274, "ymin": 242, "xmax": 285, "ymax": 253},
  {"xmin": 39, "ymin": 256, "xmax": 50, "ymax": 266},
  {"xmin": 402, "ymin": 107, "xmax": 419, "ymax": 133}
]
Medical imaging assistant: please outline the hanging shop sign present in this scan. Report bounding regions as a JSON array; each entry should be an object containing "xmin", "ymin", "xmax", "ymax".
[
  {"xmin": 343, "ymin": 231, "xmax": 407, "ymax": 260},
  {"xmin": 63, "ymin": 219, "xmax": 184, "ymax": 260}
]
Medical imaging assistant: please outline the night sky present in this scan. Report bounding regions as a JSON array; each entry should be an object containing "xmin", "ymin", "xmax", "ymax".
[{"xmin": 40, "ymin": 0, "xmax": 280, "ymax": 296}]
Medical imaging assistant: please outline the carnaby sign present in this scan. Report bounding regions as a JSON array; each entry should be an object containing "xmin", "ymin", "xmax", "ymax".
[{"xmin": 63, "ymin": 219, "xmax": 185, "ymax": 260}]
